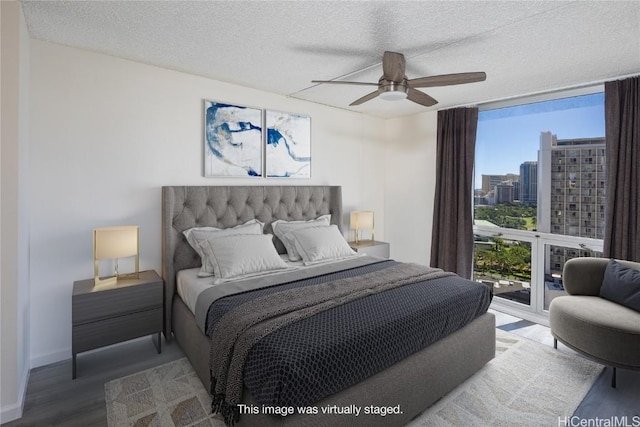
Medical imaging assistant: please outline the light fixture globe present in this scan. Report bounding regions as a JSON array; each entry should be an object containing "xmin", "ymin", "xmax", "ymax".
[
  {"xmin": 378, "ymin": 79, "xmax": 408, "ymax": 101},
  {"xmin": 379, "ymin": 91, "xmax": 408, "ymax": 101}
]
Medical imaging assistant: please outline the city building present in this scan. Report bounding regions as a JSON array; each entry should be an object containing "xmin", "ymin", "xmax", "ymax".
[
  {"xmin": 537, "ymin": 131, "xmax": 606, "ymax": 273},
  {"xmin": 519, "ymin": 161, "xmax": 538, "ymax": 205},
  {"xmin": 480, "ymin": 173, "xmax": 519, "ymax": 194},
  {"xmin": 494, "ymin": 181, "xmax": 515, "ymax": 204}
]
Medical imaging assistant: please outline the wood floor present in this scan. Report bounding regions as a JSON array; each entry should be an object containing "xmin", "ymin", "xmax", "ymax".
[
  {"xmin": 2, "ymin": 337, "xmax": 184, "ymax": 427},
  {"xmin": 3, "ymin": 311, "xmax": 639, "ymax": 426}
]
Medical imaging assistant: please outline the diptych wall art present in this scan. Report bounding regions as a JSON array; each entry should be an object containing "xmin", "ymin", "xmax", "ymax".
[
  {"xmin": 265, "ymin": 110, "xmax": 311, "ymax": 178},
  {"xmin": 203, "ymin": 101, "xmax": 312, "ymax": 178},
  {"xmin": 203, "ymin": 101, "xmax": 263, "ymax": 177}
]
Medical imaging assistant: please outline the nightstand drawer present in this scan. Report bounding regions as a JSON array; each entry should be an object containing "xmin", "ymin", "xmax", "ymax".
[
  {"xmin": 73, "ymin": 280, "xmax": 162, "ymax": 324},
  {"xmin": 72, "ymin": 307, "xmax": 162, "ymax": 354}
]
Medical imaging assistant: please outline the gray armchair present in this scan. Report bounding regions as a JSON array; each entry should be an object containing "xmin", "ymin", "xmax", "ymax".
[{"xmin": 549, "ymin": 257, "xmax": 640, "ymax": 387}]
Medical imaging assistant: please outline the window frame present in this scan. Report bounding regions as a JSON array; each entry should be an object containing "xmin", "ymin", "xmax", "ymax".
[{"xmin": 473, "ymin": 84, "xmax": 606, "ymax": 325}]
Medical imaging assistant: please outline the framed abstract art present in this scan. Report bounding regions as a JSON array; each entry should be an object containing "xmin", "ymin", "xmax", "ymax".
[
  {"xmin": 265, "ymin": 110, "xmax": 311, "ymax": 178},
  {"xmin": 203, "ymin": 101, "xmax": 262, "ymax": 177}
]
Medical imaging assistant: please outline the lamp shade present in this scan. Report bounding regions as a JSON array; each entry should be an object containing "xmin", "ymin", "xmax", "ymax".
[
  {"xmin": 94, "ymin": 226, "xmax": 139, "ymax": 259},
  {"xmin": 350, "ymin": 211, "xmax": 374, "ymax": 230},
  {"xmin": 350, "ymin": 211, "xmax": 374, "ymax": 243},
  {"xmin": 94, "ymin": 226, "xmax": 140, "ymax": 286}
]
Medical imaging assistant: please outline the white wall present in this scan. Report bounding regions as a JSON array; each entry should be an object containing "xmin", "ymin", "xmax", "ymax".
[
  {"xmin": 0, "ymin": 1, "xmax": 30, "ymax": 422},
  {"xmin": 384, "ymin": 111, "xmax": 438, "ymax": 265},
  {"xmin": 28, "ymin": 40, "xmax": 390, "ymax": 367}
]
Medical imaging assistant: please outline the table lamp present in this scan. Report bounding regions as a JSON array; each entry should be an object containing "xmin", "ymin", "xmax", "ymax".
[
  {"xmin": 350, "ymin": 211, "xmax": 374, "ymax": 244},
  {"xmin": 93, "ymin": 225, "xmax": 139, "ymax": 286}
]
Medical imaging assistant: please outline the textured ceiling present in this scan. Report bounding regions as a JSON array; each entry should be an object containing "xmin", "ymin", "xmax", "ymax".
[{"xmin": 21, "ymin": 1, "xmax": 640, "ymax": 118}]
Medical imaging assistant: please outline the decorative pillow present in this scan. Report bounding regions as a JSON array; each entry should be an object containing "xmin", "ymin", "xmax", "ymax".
[
  {"xmin": 272, "ymin": 214, "xmax": 331, "ymax": 261},
  {"xmin": 600, "ymin": 259, "xmax": 640, "ymax": 312},
  {"xmin": 183, "ymin": 219, "xmax": 263, "ymax": 277},
  {"xmin": 198, "ymin": 234, "xmax": 289, "ymax": 281},
  {"xmin": 288, "ymin": 225, "xmax": 356, "ymax": 265}
]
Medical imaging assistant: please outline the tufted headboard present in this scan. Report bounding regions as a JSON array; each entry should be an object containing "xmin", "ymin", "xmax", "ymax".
[{"xmin": 161, "ymin": 185, "xmax": 343, "ymax": 337}]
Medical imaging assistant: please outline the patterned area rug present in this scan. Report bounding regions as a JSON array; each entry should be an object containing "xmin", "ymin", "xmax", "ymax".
[
  {"xmin": 105, "ymin": 330, "xmax": 603, "ymax": 427},
  {"xmin": 408, "ymin": 329, "xmax": 603, "ymax": 426},
  {"xmin": 105, "ymin": 358, "xmax": 224, "ymax": 427}
]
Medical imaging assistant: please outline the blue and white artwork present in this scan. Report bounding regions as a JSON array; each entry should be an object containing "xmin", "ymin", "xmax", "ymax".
[
  {"xmin": 265, "ymin": 110, "xmax": 311, "ymax": 178},
  {"xmin": 204, "ymin": 101, "xmax": 262, "ymax": 177}
]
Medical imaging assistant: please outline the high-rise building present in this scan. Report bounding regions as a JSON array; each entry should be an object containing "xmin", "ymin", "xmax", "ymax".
[
  {"xmin": 481, "ymin": 173, "xmax": 519, "ymax": 194},
  {"xmin": 494, "ymin": 181, "xmax": 515, "ymax": 205},
  {"xmin": 519, "ymin": 161, "xmax": 538, "ymax": 205},
  {"xmin": 512, "ymin": 180, "xmax": 521, "ymax": 202},
  {"xmin": 537, "ymin": 131, "xmax": 606, "ymax": 273}
]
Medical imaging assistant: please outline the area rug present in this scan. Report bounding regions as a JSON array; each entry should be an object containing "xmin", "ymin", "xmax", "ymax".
[
  {"xmin": 105, "ymin": 330, "xmax": 603, "ymax": 427},
  {"xmin": 407, "ymin": 329, "xmax": 603, "ymax": 426},
  {"xmin": 105, "ymin": 358, "xmax": 224, "ymax": 427}
]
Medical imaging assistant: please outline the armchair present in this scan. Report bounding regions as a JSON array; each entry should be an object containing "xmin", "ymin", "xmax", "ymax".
[{"xmin": 549, "ymin": 257, "xmax": 640, "ymax": 387}]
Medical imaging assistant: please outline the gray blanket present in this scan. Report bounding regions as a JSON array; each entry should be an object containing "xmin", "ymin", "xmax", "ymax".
[{"xmin": 208, "ymin": 262, "xmax": 455, "ymax": 424}]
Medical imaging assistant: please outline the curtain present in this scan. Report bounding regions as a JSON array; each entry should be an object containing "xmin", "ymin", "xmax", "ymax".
[
  {"xmin": 603, "ymin": 76, "xmax": 640, "ymax": 262},
  {"xmin": 430, "ymin": 107, "xmax": 479, "ymax": 278}
]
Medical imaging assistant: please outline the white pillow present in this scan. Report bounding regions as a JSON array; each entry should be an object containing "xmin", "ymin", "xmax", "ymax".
[
  {"xmin": 272, "ymin": 214, "xmax": 331, "ymax": 261},
  {"xmin": 288, "ymin": 225, "xmax": 356, "ymax": 265},
  {"xmin": 183, "ymin": 219, "xmax": 264, "ymax": 277},
  {"xmin": 198, "ymin": 234, "xmax": 289, "ymax": 281}
]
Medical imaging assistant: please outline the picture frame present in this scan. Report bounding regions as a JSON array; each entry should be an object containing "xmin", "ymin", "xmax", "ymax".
[
  {"xmin": 265, "ymin": 110, "xmax": 311, "ymax": 178},
  {"xmin": 203, "ymin": 100, "xmax": 263, "ymax": 177}
]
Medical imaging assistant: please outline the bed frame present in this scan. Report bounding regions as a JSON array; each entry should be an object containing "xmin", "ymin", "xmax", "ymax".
[{"xmin": 162, "ymin": 185, "xmax": 495, "ymax": 426}]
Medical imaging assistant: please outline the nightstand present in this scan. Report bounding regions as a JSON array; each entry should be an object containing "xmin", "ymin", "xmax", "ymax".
[
  {"xmin": 349, "ymin": 240, "xmax": 390, "ymax": 259},
  {"xmin": 72, "ymin": 270, "xmax": 163, "ymax": 379}
]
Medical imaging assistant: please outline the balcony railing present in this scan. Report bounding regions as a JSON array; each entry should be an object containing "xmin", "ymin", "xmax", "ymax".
[{"xmin": 473, "ymin": 224, "xmax": 604, "ymax": 324}]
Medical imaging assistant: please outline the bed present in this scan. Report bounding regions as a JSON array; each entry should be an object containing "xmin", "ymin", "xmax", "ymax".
[{"xmin": 162, "ymin": 185, "xmax": 495, "ymax": 426}]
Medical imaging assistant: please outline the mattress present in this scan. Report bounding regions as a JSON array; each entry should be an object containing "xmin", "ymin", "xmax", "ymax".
[{"xmin": 176, "ymin": 254, "xmax": 361, "ymax": 314}]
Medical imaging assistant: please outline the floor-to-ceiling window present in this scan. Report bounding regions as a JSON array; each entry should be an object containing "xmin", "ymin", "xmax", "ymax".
[{"xmin": 473, "ymin": 89, "xmax": 605, "ymax": 324}]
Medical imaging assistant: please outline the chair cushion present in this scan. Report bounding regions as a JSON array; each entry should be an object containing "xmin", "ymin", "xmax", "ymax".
[
  {"xmin": 600, "ymin": 259, "xmax": 640, "ymax": 312},
  {"xmin": 549, "ymin": 295, "xmax": 640, "ymax": 368}
]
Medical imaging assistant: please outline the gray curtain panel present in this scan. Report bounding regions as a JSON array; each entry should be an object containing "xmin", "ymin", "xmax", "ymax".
[
  {"xmin": 430, "ymin": 107, "xmax": 479, "ymax": 278},
  {"xmin": 604, "ymin": 76, "xmax": 640, "ymax": 262}
]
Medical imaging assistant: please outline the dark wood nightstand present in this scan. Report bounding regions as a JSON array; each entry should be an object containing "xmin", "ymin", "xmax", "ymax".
[
  {"xmin": 72, "ymin": 270, "xmax": 163, "ymax": 379},
  {"xmin": 349, "ymin": 240, "xmax": 390, "ymax": 258}
]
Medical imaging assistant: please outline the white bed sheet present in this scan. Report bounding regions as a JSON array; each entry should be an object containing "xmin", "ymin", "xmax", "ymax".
[{"xmin": 176, "ymin": 254, "xmax": 360, "ymax": 314}]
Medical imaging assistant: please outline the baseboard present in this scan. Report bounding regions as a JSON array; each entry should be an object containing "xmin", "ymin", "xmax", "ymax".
[
  {"xmin": 0, "ymin": 366, "xmax": 30, "ymax": 423},
  {"xmin": 30, "ymin": 336, "xmax": 151, "ymax": 369},
  {"xmin": 30, "ymin": 348, "xmax": 69, "ymax": 368}
]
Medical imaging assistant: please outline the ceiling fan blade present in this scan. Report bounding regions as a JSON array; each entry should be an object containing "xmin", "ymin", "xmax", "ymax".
[
  {"xmin": 382, "ymin": 51, "xmax": 405, "ymax": 82},
  {"xmin": 349, "ymin": 90, "xmax": 380, "ymax": 106},
  {"xmin": 408, "ymin": 72, "xmax": 486, "ymax": 88},
  {"xmin": 311, "ymin": 80, "xmax": 378, "ymax": 86},
  {"xmin": 407, "ymin": 88, "xmax": 438, "ymax": 107}
]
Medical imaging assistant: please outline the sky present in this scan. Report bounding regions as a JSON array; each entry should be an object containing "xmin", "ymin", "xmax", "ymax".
[{"xmin": 474, "ymin": 92, "xmax": 605, "ymax": 188}]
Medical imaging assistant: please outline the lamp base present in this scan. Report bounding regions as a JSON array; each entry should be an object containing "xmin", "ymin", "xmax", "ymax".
[
  {"xmin": 94, "ymin": 275, "xmax": 117, "ymax": 287},
  {"xmin": 94, "ymin": 272, "xmax": 140, "ymax": 287},
  {"xmin": 117, "ymin": 271, "xmax": 140, "ymax": 280}
]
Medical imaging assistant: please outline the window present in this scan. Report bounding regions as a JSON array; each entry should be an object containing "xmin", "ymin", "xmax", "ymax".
[{"xmin": 473, "ymin": 91, "xmax": 605, "ymax": 320}]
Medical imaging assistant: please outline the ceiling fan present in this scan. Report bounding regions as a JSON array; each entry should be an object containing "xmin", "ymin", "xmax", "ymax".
[{"xmin": 312, "ymin": 51, "xmax": 486, "ymax": 107}]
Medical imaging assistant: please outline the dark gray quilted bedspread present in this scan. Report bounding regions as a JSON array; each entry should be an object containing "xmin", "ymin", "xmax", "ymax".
[{"xmin": 205, "ymin": 260, "xmax": 492, "ymax": 408}]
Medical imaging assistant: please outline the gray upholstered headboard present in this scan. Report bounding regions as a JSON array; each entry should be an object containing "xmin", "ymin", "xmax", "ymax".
[{"xmin": 161, "ymin": 185, "xmax": 343, "ymax": 337}]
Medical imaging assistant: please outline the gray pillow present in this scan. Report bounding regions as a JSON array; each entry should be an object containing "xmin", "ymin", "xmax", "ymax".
[{"xmin": 599, "ymin": 259, "xmax": 640, "ymax": 312}]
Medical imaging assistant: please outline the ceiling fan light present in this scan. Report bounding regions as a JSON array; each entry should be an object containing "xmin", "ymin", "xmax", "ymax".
[{"xmin": 379, "ymin": 91, "xmax": 408, "ymax": 101}]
